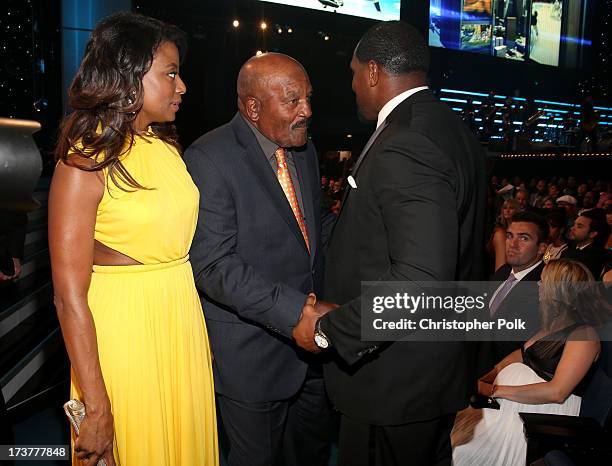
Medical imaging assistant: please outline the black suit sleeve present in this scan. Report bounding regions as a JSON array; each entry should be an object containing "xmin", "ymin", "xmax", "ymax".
[
  {"xmin": 185, "ymin": 145, "xmax": 307, "ymax": 338},
  {"xmin": 321, "ymin": 134, "xmax": 459, "ymax": 364}
]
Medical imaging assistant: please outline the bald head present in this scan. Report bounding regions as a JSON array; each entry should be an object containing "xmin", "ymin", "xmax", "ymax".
[
  {"xmin": 237, "ymin": 53, "xmax": 306, "ymax": 103},
  {"xmin": 236, "ymin": 53, "xmax": 313, "ymax": 148}
]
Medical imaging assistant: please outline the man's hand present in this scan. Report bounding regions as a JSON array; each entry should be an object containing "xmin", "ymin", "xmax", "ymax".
[
  {"xmin": 292, "ymin": 294, "xmax": 338, "ymax": 352},
  {"xmin": 314, "ymin": 299, "xmax": 339, "ymax": 316}
]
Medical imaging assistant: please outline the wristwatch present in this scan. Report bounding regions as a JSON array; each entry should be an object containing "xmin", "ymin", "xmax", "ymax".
[{"xmin": 313, "ymin": 317, "xmax": 331, "ymax": 349}]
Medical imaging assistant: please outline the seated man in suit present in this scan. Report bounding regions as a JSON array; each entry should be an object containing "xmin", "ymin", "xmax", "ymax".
[
  {"xmin": 185, "ymin": 53, "xmax": 335, "ymax": 466},
  {"xmin": 488, "ymin": 210, "xmax": 549, "ymax": 364},
  {"xmin": 563, "ymin": 208, "xmax": 610, "ymax": 279}
]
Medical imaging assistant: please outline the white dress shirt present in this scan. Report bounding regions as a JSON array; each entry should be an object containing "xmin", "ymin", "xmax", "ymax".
[
  {"xmin": 376, "ymin": 86, "xmax": 429, "ymax": 129},
  {"xmin": 489, "ymin": 260, "xmax": 543, "ymax": 308}
]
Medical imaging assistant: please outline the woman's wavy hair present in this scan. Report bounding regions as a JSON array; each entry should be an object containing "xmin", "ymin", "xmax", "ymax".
[
  {"xmin": 539, "ymin": 259, "xmax": 612, "ymax": 331},
  {"xmin": 55, "ymin": 12, "xmax": 187, "ymax": 190},
  {"xmin": 496, "ymin": 198, "xmax": 522, "ymax": 229}
]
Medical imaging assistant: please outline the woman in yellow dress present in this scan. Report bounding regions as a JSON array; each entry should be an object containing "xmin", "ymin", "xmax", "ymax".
[{"xmin": 48, "ymin": 12, "xmax": 218, "ymax": 466}]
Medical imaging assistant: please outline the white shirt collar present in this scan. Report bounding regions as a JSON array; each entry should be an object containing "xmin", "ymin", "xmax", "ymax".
[
  {"xmin": 512, "ymin": 260, "xmax": 543, "ymax": 281},
  {"xmin": 376, "ymin": 86, "xmax": 429, "ymax": 129}
]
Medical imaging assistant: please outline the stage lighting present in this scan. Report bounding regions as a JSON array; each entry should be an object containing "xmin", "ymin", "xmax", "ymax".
[
  {"xmin": 260, "ymin": 21, "xmax": 267, "ymax": 30},
  {"xmin": 232, "ymin": 19, "xmax": 240, "ymax": 28}
]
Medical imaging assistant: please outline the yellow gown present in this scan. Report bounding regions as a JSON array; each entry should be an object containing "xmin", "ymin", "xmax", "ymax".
[{"xmin": 70, "ymin": 133, "xmax": 218, "ymax": 465}]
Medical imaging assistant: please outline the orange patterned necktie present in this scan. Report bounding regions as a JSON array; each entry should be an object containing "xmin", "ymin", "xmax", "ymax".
[{"xmin": 274, "ymin": 147, "xmax": 310, "ymax": 254}]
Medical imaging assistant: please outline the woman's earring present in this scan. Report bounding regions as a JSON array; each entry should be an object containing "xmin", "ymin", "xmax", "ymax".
[{"xmin": 127, "ymin": 90, "xmax": 137, "ymax": 105}]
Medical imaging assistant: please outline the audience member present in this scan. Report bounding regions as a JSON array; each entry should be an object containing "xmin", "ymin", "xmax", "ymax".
[
  {"xmin": 330, "ymin": 179, "xmax": 343, "ymax": 199},
  {"xmin": 543, "ymin": 208, "xmax": 568, "ymax": 263},
  {"xmin": 565, "ymin": 176, "xmax": 577, "ymax": 195},
  {"xmin": 597, "ymin": 183, "xmax": 611, "ymax": 208},
  {"xmin": 563, "ymin": 208, "xmax": 611, "ymax": 278},
  {"xmin": 453, "ymin": 259, "xmax": 610, "ymax": 466},
  {"xmin": 320, "ymin": 174, "xmax": 328, "ymax": 191},
  {"xmin": 514, "ymin": 188, "xmax": 529, "ymax": 210},
  {"xmin": 542, "ymin": 196, "xmax": 555, "ymax": 209},
  {"xmin": 487, "ymin": 211, "xmax": 548, "ymax": 364},
  {"xmin": 581, "ymin": 190, "xmax": 598, "ymax": 211},
  {"xmin": 556, "ymin": 194, "xmax": 577, "ymax": 229},
  {"xmin": 548, "ymin": 183, "xmax": 560, "ymax": 200},
  {"xmin": 530, "ymin": 179, "xmax": 547, "ymax": 208},
  {"xmin": 576, "ymin": 183, "xmax": 588, "ymax": 205}
]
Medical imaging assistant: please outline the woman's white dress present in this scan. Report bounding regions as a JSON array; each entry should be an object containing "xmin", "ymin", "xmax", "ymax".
[{"xmin": 452, "ymin": 362, "xmax": 581, "ymax": 466}]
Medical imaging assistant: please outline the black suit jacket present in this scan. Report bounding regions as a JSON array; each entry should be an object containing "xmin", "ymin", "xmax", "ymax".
[
  {"xmin": 486, "ymin": 262, "xmax": 544, "ymax": 366},
  {"xmin": 320, "ymin": 90, "xmax": 486, "ymax": 425},
  {"xmin": 562, "ymin": 244, "xmax": 608, "ymax": 279},
  {"xmin": 185, "ymin": 114, "xmax": 332, "ymax": 402}
]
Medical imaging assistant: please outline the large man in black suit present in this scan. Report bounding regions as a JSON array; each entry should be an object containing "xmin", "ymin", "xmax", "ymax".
[
  {"xmin": 293, "ymin": 22, "xmax": 486, "ymax": 465},
  {"xmin": 184, "ymin": 53, "xmax": 334, "ymax": 466}
]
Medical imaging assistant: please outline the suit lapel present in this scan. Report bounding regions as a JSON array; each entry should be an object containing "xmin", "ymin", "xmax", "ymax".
[
  {"xmin": 334, "ymin": 120, "xmax": 390, "ymax": 224},
  {"xmin": 350, "ymin": 120, "xmax": 390, "ymax": 177},
  {"xmin": 232, "ymin": 114, "xmax": 309, "ymax": 254},
  {"xmin": 332, "ymin": 90, "xmax": 434, "ymax": 229}
]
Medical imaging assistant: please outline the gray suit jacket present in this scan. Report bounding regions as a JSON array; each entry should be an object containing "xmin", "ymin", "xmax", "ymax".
[{"xmin": 184, "ymin": 113, "xmax": 330, "ymax": 402}]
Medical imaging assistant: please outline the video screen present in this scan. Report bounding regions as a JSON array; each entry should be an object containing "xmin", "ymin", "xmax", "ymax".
[
  {"xmin": 429, "ymin": 0, "xmax": 575, "ymax": 67},
  {"xmin": 257, "ymin": 1, "xmax": 401, "ymax": 21}
]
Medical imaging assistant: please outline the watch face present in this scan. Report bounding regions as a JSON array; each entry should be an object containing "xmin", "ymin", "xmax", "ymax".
[{"xmin": 314, "ymin": 334, "xmax": 329, "ymax": 349}]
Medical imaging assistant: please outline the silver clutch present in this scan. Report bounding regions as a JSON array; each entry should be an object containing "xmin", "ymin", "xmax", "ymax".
[{"xmin": 63, "ymin": 399, "xmax": 108, "ymax": 466}]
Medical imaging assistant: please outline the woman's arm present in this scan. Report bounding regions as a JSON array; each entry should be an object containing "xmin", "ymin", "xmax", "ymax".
[
  {"xmin": 492, "ymin": 227, "xmax": 507, "ymax": 273},
  {"xmin": 48, "ymin": 160, "xmax": 116, "ymax": 466},
  {"xmin": 478, "ymin": 348, "xmax": 522, "ymax": 395},
  {"xmin": 493, "ymin": 326, "xmax": 600, "ymax": 404}
]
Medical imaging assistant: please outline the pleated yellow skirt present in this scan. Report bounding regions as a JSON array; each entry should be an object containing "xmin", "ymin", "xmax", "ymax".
[{"xmin": 71, "ymin": 257, "xmax": 219, "ymax": 466}]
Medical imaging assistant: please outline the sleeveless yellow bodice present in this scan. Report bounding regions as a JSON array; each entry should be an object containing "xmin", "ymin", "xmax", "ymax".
[{"xmin": 94, "ymin": 135, "xmax": 199, "ymax": 264}]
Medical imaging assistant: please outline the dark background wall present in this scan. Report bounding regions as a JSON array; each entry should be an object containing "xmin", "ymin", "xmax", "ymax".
[
  {"xmin": 130, "ymin": 0, "xmax": 609, "ymax": 150},
  {"xmin": 1, "ymin": 0, "xmax": 609, "ymax": 156}
]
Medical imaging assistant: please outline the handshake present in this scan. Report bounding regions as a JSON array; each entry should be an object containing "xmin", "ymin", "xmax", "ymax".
[{"xmin": 292, "ymin": 294, "xmax": 339, "ymax": 353}]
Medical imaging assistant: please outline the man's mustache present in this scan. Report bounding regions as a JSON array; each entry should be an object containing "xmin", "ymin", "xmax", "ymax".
[{"xmin": 291, "ymin": 119, "xmax": 310, "ymax": 129}]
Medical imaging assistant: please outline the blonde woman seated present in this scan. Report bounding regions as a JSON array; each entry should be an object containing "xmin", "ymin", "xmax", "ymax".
[
  {"xmin": 487, "ymin": 198, "xmax": 522, "ymax": 273},
  {"xmin": 453, "ymin": 259, "xmax": 611, "ymax": 466}
]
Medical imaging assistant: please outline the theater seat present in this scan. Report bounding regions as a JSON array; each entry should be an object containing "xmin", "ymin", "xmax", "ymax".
[{"xmin": 520, "ymin": 332, "xmax": 612, "ymax": 465}]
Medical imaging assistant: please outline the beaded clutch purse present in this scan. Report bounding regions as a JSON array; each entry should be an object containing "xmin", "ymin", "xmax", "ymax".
[{"xmin": 63, "ymin": 399, "xmax": 108, "ymax": 466}]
